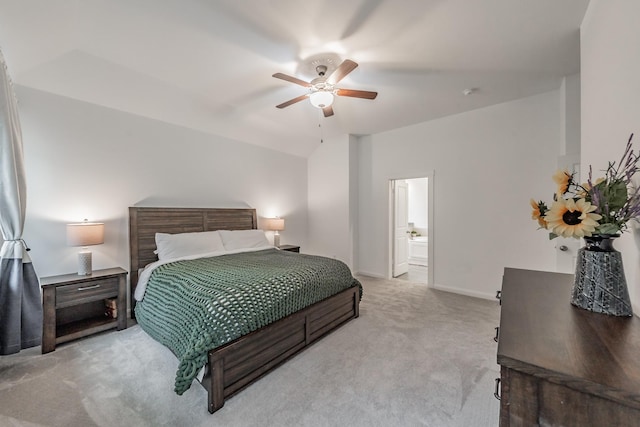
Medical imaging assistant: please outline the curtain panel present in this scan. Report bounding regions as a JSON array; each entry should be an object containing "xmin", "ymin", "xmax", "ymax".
[{"xmin": 0, "ymin": 49, "xmax": 42, "ymax": 354}]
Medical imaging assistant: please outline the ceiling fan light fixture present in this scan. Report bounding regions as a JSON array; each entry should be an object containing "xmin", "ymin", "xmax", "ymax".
[
  {"xmin": 309, "ymin": 91, "xmax": 334, "ymax": 109},
  {"xmin": 273, "ymin": 58, "xmax": 377, "ymax": 115}
]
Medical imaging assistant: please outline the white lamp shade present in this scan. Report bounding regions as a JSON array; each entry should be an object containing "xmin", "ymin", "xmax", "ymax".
[
  {"xmin": 309, "ymin": 91, "xmax": 334, "ymax": 108},
  {"xmin": 66, "ymin": 222, "xmax": 105, "ymax": 246},
  {"xmin": 264, "ymin": 218, "xmax": 285, "ymax": 231}
]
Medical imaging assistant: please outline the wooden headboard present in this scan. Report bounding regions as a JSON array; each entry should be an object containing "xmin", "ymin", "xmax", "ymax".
[{"xmin": 128, "ymin": 207, "xmax": 258, "ymax": 312}]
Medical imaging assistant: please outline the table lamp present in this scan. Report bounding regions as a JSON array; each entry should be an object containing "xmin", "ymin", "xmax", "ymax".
[
  {"xmin": 265, "ymin": 217, "xmax": 285, "ymax": 248},
  {"xmin": 67, "ymin": 220, "xmax": 105, "ymax": 275}
]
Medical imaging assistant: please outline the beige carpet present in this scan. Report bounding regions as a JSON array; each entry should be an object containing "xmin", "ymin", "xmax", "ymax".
[{"xmin": 0, "ymin": 276, "xmax": 500, "ymax": 427}]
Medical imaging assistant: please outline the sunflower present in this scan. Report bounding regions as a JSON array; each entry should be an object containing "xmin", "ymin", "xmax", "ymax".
[
  {"xmin": 530, "ymin": 199, "xmax": 548, "ymax": 229},
  {"xmin": 545, "ymin": 198, "xmax": 602, "ymax": 238},
  {"xmin": 552, "ymin": 169, "xmax": 572, "ymax": 196}
]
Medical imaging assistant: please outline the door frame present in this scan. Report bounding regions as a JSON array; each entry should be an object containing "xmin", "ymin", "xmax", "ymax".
[{"xmin": 387, "ymin": 171, "xmax": 435, "ymax": 286}]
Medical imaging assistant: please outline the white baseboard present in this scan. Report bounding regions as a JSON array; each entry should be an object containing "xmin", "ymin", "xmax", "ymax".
[
  {"xmin": 355, "ymin": 271, "xmax": 386, "ymax": 279},
  {"xmin": 356, "ymin": 272, "xmax": 497, "ymax": 302},
  {"xmin": 431, "ymin": 284, "xmax": 496, "ymax": 301}
]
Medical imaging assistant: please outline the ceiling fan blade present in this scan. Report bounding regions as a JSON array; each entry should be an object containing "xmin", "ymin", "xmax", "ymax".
[
  {"xmin": 323, "ymin": 106, "xmax": 334, "ymax": 117},
  {"xmin": 272, "ymin": 72, "xmax": 312, "ymax": 87},
  {"xmin": 276, "ymin": 94, "xmax": 309, "ymax": 109},
  {"xmin": 336, "ymin": 88, "xmax": 378, "ymax": 99},
  {"xmin": 327, "ymin": 59, "xmax": 358, "ymax": 85}
]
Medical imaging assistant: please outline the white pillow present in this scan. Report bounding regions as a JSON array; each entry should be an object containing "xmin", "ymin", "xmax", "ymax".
[
  {"xmin": 219, "ymin": 229, "xmax": 271, "ymax": 251},
  {"xmin": 155, "ymin": 230, "xmax": 226, "ymax": 260}
]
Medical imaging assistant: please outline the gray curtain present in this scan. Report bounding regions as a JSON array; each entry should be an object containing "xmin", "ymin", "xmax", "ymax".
[{"xmin": 0, "ymin": 49, "xmax": 42, "ymax": 354}]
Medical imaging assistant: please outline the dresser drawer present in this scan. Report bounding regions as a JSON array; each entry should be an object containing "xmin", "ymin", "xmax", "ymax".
[{"xmin": 56, "ymin": 278, "xmax": 119, "ymax": 308}]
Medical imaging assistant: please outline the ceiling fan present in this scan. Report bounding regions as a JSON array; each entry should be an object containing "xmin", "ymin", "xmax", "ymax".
[{"xmin": 272, "ymin": 59, "xmax": 378, "ymax": 117}]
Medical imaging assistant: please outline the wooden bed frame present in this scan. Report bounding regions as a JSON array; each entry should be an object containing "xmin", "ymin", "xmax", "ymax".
[{"xmin": 128, "ymin": 207, "xmax": 360, "ymax": 413}]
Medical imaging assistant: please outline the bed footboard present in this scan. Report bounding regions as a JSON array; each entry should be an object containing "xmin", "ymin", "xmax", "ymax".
[{"xmin": 203, "ymin": 285, "xmax": 360, "ymax": 413}]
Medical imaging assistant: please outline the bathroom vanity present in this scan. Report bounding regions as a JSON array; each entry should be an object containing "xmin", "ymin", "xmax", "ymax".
[{"xmin": 408, "ymin": 236, "xmax": 428, "ymax": 266}]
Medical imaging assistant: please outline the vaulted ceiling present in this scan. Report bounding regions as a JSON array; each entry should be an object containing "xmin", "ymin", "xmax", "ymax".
[{"xmin": 0, "ymin": 0, "xmax": 590, "ymax": 157}]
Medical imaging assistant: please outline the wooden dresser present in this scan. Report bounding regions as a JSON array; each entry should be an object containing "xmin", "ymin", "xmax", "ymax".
[{"xmin": 497, "ymin": 268, "xmax": 640, "ymax": 426}]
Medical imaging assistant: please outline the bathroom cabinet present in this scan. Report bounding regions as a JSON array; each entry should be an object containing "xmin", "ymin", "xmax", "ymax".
[{"xmin": 408, "ymin": 237, "xmax": 428, "ymax": 266}]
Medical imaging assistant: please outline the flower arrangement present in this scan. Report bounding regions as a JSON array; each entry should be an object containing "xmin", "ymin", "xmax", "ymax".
[{"xmin": 531, "ymin": 134, "xmax": 640, "ymax": 239}]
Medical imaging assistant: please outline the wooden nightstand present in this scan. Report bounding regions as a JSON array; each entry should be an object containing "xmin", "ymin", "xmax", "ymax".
[
  {"xmin": 279, "ymin": 245, "xmax": 300, "ymax": 253},
  {"xmin": 40, "ymin": 267, "xmax": 127, "ymax": 353}
]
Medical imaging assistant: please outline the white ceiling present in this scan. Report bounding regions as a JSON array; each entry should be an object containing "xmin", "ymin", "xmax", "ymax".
[{"xmin": 0, "ymin": 0, "xmax": 590, "ymax": 158}]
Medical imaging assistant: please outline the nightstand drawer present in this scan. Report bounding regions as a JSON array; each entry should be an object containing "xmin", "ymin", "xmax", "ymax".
[{"xmin": 56, "ymin": 278, "xmax": 119, "ymax": 308}]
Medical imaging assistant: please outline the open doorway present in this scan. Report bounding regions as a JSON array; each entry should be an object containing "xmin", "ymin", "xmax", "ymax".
[{"xmin": 389, "ymin": 173, "xmax": 434, "ymax": 285}]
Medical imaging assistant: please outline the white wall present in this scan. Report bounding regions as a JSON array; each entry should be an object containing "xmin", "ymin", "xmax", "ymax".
[
  {"xmin": 306, "ymin": 133, "xmax": 356, "ymax": 266},
  {"xmin": 17, "ymin": 86, "xmax": 308, "ymax": 278},
  {"xmin": 581, "ymin": 0, "xmax": 640, "ymax": 311},
  {"xmin": 11, "ymin": 58, "xmax": 591, "ymax": 305},
  {"xmin": 348, "ymin": 134, "xmax": 360, "ymax": 272},
  {"xmin": 561, "ymin": 73, "xmax": 581, "ymax": 156},
  {"xmin": 357, "ymin": 91, "xmax": 562, "ymax": 298},
  {"xmin": 407, "ymin": 178, "xmax": 428, "ymax": 232}
]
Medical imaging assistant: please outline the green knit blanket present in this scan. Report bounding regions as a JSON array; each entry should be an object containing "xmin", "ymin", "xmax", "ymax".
[{"xmin": 135, "ymin": 248, "xmax": 361, "ymax": 395}]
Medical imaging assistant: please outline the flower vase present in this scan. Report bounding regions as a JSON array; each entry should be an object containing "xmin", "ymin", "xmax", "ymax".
[{"xmin": 570, "ymin": 234, "xmax": 633, "ymax": 316}]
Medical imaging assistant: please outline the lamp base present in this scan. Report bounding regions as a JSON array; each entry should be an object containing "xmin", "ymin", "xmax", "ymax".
[
  {"xmin": 78, "ymin": 251, "xmax": 92, "ymax": 275},
  {"xmin": 274, "ymin": 232, "xmax": 280, "ymax": 248}
]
